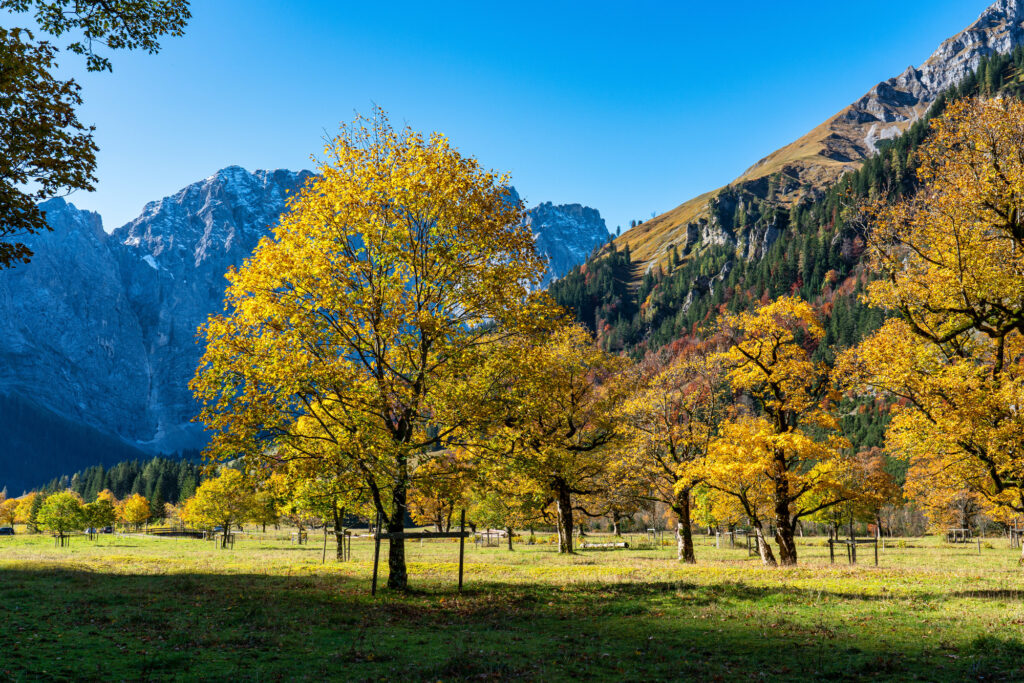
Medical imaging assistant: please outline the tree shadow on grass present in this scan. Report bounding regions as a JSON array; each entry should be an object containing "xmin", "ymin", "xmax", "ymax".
[{"xmin": 0, "ymin": 567, "xmax": 1022, "ymax": 682}]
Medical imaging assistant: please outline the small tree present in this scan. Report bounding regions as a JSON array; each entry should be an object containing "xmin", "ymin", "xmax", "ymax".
[
  {"xmin": 616, "ymin": 345, "xmax": 726, "ymax": 563},
  {"xmin": 181, "ymin": 469, "xmax": 255, "ymax": 548},
  {"xmin": 118, "ymin": 493, "xmax": 151, "ymax": 531},
  {"xmin": 13, "ymin": 493, "xmax": 36, "ymax": 528},
  {"xmin": 409, "ymin": 453, "xmax": 474, "ymax": 533},
  {"xmin": 83, "ymin": 497, "xmax": 116, "ymax": 535},
  {"xmin": 0, "ymin": 497, "xmax": 18, "ymax": 527},
  {"xmin": 37, "ymin": 491, "xmax": 85, "ymax": 545},
  {"xmin": 249, "ymin": 491, "xmax": 280, "ymax": 534}
]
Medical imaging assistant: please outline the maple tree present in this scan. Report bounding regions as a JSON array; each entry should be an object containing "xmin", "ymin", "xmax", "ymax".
[
  {"xmin": 14, "ymin": 492, "xmax": 38, "ymax": 528},
  {"xmin": 705, "ymin": 296, "xmax": 853, "ymax": 566},
  {"xmin": 474, "ymin": 324, "xmax": 625, "ymax": 554},
  {"xmin": 468, "ymin": 451, "xmax": 550, "ymax": 550},
  {"xmin": 117, "ymin": 493, "xmax": 151, "ymax": 531},
  {"xmin": 36, "ymin": 490, "xmax": 85, "ymax": 543},
  {"xmin": 181, "ymin": 469, "xmax": 255, "ymax": 546},
  {"xmin": 616, "ymin": 344, "xmax": 726, "ymax": 562},
  {"xmin": 0, "ymin": 496, "xmax": 17, "ymax": 527},
  {"xmin": 82, "ymin": 495, "xmax": 117, "ymax": 533},
  {"xmin": 192, "ymin": 109, "xmax": 549, "ymax": 589},
  {"xmin": 804, "ymin": 448, "xmax": 901, "ymax": 538},
  {"xmin": 276, "ymin": 460, "xmax": 369, "ymax": 559},
  {"xmin": 845, "ymin": 97, "xmax": 1024, "ymax": 563}
]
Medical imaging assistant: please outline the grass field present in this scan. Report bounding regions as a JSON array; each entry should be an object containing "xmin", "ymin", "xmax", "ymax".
[{"xmin": 1, "ymin": 529, "xmax": 1023, "ymax": 681}]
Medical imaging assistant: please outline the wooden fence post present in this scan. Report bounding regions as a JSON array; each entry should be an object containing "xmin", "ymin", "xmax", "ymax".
[
  {"xmin": 371, "ymin": 513, "xmax": 382, "ymax": 596},
  {"xmin": 458, "ymin": 509, "xmax": 466, "ymax": 592}
]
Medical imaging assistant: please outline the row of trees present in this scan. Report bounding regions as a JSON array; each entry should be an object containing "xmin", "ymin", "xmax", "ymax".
[
  {"xmin": 183, "ymin": 104, "xmax": 1023, "ymax": 592},
  {"xmin": 0, "ymin": 489, "xmax": 154, "ymax": 540},
  {"xmin": 15, "ymin": 98, "xmax": 1024, "ymax": 584}
]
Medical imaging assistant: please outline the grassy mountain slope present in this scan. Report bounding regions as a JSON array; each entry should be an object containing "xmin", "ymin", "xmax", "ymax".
[{"xmin": 617, "ymin": 0, "xmax": 1024, "ymax": 273}]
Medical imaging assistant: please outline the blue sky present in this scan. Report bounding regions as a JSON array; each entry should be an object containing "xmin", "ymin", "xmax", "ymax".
[{"xmin": 34, "ymin": 0, "xmax": 993, "ymax": 233}]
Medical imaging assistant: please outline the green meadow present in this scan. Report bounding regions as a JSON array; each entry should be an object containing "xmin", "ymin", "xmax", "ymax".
[{"xmin": 1, "ymin": 531, "xmax": 1023, "ymax": 681}]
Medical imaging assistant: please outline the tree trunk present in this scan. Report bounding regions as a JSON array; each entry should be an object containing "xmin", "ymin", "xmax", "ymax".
[
  {"xmin": 675, "ymin": 488, "xmax": 696, "ymax": 563},
  {"xmin": 611, "ymin": 511, "xmax": 620, "ymax": 537},
  {"xmin": 387, "ymin": 485, "xmax": 409, "ymax": 590},
  {"xmin": 555, "ymin": 481, "xmax": 574, "ymax": 554},
  {"xmin": 774, "ymin": 514, "xmax": 798, "ymax": 566},
  {"xmin": 334, "ymin": 506, "xmax": 346, "ymax": 561},
  {"xmin": 754, "ymin": 524, "xmax": 777, "ymax": 566},
  {"xmin": 772, "ymin": 450, "xmax": 798, "ymax": 565},
  {"xmin": 506, "ymin": 527, "xmax": 513, "ymax": 551}
]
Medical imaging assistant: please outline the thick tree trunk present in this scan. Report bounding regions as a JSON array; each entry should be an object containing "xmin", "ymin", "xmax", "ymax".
[
  {"xmin": 611, "ymin": 511, "xmax": 620, "ymax": 537},
  {"xmin": 774, "ymin": 510, "xmax": 798, "ymax": 566},
  {"xmin": 387, "ymin": 485, "xmax": 409, "ymax": 590},
  {"xmin": 772, "ymin": 449, "xmax": 798, "ymax": 566},
  {"xmin": 555, "ymin": 481, "xmax": 574, "ymax": 554},
  {"xmin": 507, "ymin": 527, "xmax": 513, "ymax": 551},
  {"xmin": 675, "ymin": 488, "xmax": 696, "ymax": 563}
]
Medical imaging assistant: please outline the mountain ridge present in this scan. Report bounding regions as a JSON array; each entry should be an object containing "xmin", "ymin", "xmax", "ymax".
[
  {"xmin": 617, "ymin": 0, "xmax": 1024, "ymax": 270},
  {"xmin": 0, "ymin": 168, "xmax": 609, "ymax": 493}
]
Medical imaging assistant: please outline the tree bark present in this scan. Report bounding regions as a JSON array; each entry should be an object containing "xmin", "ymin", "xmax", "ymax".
[
  {"xmin": 675, "ymin": 487, "xmax": 696, "ymax": 563},
  {"xmin": 774, "ymin": 512, "xmax": 798, "ymax": 566},
  {"xmin": 334, "ymin": 506, "xmax": 346, "ymax": 561},
  {"xmin": 387, "ymin": 484, "xmax": 408, "ymax": 590},
  {"xmin": 754, "ymin": 524, "xmax": 777, "ymax": 566},
  {"xmin": 611, "ymin": 511, "xmax": 620, "ymax": 537},
  {"xmin": 555, "ymin": 481, "xmax": 574, "ymax": 554},
  {"xmin": 772, "ymin": 449, "xmax": 798, "ymax": 565},
  {"xmin": 506, "ymin": 526, "xmax": 513, "ymax": 551}
]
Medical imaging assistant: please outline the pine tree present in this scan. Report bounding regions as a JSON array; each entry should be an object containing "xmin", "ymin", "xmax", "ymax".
[{"xmin": 27, "ymin": 493, "xmax": 44, "ymax": 533}]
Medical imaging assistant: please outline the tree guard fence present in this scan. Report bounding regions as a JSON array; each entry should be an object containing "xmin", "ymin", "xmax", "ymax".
[
  {"xmin": 371, "ymin": 509, "xmax": 470, "ymax": 596},
  {"xmin": 828, "ymin": 537, "xmax": 879, "ymax": 566}
]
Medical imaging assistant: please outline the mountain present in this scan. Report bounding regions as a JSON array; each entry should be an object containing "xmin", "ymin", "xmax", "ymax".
[
  {"xmin": 0, "ymin": 168, "xmax": 609, "ymax": 493},
  {"xmin": 618, "ymin": 0, "xmax": 1024, "ymax": 270},
  {"xmin": 528, "ymin": 201, "xmax": 609, "ymax": 286}
]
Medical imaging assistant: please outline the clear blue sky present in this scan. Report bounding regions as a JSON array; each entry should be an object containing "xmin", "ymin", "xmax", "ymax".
[{"xmin": 37, "ymin": 0, "xmax": 993, "ymax": 233}]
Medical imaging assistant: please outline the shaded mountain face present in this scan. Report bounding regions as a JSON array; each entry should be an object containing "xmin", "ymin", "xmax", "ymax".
[
  {"xmin": 619, "ymin": 0, "xmax": 1024, "ymax": 270},
  {"xmin": 0, "ymin": 168, "xmax": 608, "ymax": 492}
]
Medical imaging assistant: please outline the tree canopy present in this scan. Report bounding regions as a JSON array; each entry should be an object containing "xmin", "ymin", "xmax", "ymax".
[
  {"xmin": 0, "ymin": 0, "xmax": 189, "ymax": 268},
  {"xmin": 192, "ymin": 109, "xmax": 552, "ymax": 589}
]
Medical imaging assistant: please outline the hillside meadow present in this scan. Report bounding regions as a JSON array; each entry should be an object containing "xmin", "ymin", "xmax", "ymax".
[{"xmin": 1, "ymin": 530, "xmax": 1023, "ymax": 681}]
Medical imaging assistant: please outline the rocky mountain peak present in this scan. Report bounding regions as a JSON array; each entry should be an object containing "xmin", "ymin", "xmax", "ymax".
[
  {"xmin": 526, "ymin": 200, "xmax": 609, "ymax": 285},
  {"xmin": 0, "ymin": 169, "xmax": 610, "ymax": 491},
  {"xmin": 115, "ymin": 166, "xmax": 312, "ymax": 268}
]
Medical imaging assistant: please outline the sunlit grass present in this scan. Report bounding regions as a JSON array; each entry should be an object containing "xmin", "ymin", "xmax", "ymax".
[{"xmin": 1, "ymin": 530, "xmax": 1022, "ymax": 681}]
